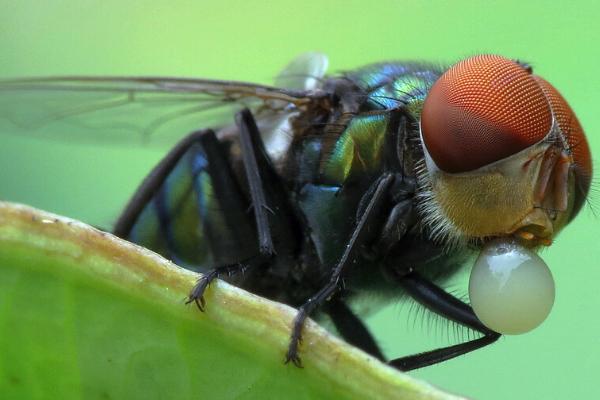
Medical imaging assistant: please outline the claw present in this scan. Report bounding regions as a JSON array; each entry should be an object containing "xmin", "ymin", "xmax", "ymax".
[
  {"xmin": 284, "ymin": 327, "xmax": 304, "ymax": 368},
  {"xmin": 186, "ymin": 278, "xmax": 210, "ymax": 312},
  {"xmin": 194, "ymin": 296, "xmax": 206, "ymax": 312},
  {"xmin": 185, "ymin": 293, "xmax": 206, "ymax": 312},
  {"xmin": 284, "ymin": 351, "xmax": 303, "ymax": 368}
]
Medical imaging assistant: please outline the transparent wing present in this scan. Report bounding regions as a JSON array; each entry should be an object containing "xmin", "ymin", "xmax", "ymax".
[
  {"xmin": 275, "ymin": 52, "xmax": 329, "ymax": 90},
  {"xmin": 0, "ymin": 75, "xmax": 321, "ymax": 148}
]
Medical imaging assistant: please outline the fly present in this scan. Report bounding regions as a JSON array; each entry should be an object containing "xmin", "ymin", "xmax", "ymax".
[{"xmin": 0, "ymin": 53, "xmax": 592, "ymax": 370}]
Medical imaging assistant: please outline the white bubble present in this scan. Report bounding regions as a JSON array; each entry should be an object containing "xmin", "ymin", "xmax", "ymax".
[{"xmin": 468, "ymin": 239, "xmax": 555, "ymax": 335}]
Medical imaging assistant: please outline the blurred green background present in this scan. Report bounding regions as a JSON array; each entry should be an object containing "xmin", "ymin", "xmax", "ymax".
[{"xmin": 1, "ymin": 1, "xmax": 598, "ymax": 399}]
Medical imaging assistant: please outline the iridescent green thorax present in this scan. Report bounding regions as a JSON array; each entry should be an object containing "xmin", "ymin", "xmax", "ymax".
[
  {"xmin": 290, "ymin": 62, "xmax": 445, "ymax": 267},
  {"xmin": 322, "ymin": 114, "xmax": 388, "ymax": 184},
  {"xmin": 345, "ymin": 61, "xmax": 443, "ymax": 112},
  {"xmin": 315, "ymin": 62, "xmax": 444, "ymax": 186}
]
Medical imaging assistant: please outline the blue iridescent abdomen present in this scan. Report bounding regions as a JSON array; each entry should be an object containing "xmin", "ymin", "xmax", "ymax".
[{"xmin": 130, "ymin": 140, "xmax": 257, "ymax": 272}]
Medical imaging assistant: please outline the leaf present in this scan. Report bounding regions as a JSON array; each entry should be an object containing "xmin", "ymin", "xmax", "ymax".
[{"xmin": 0, "ymin": 202, "xmax": 463, "ymax": 400}]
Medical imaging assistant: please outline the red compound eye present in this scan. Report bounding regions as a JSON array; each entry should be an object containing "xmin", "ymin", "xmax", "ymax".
[
  {"xmin": 421, "ymin": 54, "xmax": 552, "ymax": 173},
  {"xmin": 533, "ymin": 76, "xmax": 592, "ymax": 217}
]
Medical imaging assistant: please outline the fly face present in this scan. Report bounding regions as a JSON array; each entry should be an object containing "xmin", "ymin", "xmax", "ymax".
[{"xmin": 418, "ymin": 55, "xmax": 591, "ymax": 247}]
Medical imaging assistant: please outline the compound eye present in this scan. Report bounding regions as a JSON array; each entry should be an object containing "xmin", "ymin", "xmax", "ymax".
[
  {"xmin": 421, "ymin": 55, "xmax": 552, "ymax": 173},
  {"xmin": 533, "ymin": 76, "xmax": 592, "ymax": 218}
]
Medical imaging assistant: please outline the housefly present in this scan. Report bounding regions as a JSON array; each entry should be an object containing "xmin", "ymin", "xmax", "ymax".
[{"xmin": 0, "ymin": 53, "xmax": 591, "ymax": 370}]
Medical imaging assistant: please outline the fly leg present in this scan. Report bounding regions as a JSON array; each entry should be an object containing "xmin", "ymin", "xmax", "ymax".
[
  {"xmin": 187, "ymin": 108, "xmax": 299, "ymax": 308},
  {"xmin": 389, "ymin": 271, "xmax": 500, "ymax": 371},
  {"xmin": 324, "ymin": 298, "xmax": 385, "ymax": 361},
  {"xmin": 322, "ymin": 196, "xmax": 416, "ymax": 361},
  {"xmin": 235, "ymin": 108, "xmax": 276, "ymax": 256},
  {"xmin": 186, "ymin": 258, "xmax": 262, "ymax": 311},
  {"xmin": 285, "ymin": 174, "xmax": 395, "ymax": 367}
]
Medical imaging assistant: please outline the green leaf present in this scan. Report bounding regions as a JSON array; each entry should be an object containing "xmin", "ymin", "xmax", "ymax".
[{"xmin": 0, "ymin": 202, "xmax": 463, "ymax": 400}]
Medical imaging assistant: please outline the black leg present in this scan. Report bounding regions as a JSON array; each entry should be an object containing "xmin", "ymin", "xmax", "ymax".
[
  {"xmin": 378, "ymin": 198, "xmax": 415, "ymax": 254},
  {"xmin": 285, "ymin": 174, "xmax": 395, "ymax": 367},
  {"xmin": 324, "ymin": 298, "xmax": 385, "ymax": 361},
  {"xmin": 186, "ymin": 257, "xmax": 265, "ymax": 311},
  {"xmin": 186, "ymin": 263, "xmax": 247, "ymax": 311},
  {"xmin": 113, "ymin": 129, "xmax": 211, "ymax": 238},
  {"xmin": 188, "ymin": 109, "xmax": 297, "ymax": 309},
  {"xmin": 389, "ymin": 271, "xmax": 500, "ymax": 371},
  {"xmin": 236, "ymin": 109, "xmax": 275, "ymax": 256}
]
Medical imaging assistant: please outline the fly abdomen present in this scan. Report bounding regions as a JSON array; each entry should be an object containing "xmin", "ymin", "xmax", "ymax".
[{"xmin": 125, "ymin": 131, "xmax": 258, "ymax": 271}]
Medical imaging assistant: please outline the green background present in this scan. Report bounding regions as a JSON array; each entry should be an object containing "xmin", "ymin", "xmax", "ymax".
[{"xmin": 0, "ymin": 1, "xmax": 598, "ymax": 398}]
